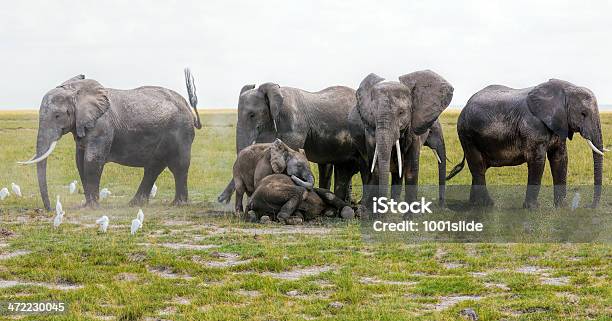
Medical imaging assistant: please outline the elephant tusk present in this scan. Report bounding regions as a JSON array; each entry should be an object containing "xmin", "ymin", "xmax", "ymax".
[
  {"xmin": 603, "ymin": 147, "xmax": 610, "ymax": 152},
  {"xmin": 370, "ymin": 144, "xmax": 378, "ymax": 173},
  {"xmin": 251, "ymin": 140, "xmax": 256, "ymax": 145},
  {"xmin": 17, "ymin": 141, "xmax": 58, "ymax": 165},
  {"xmin": 273, "ymin": 119, "xmax": 278, "ymax": 132},
  {"xmin": 396, "ymin": 140, "xmax": 402, "ymax": 178},
  {"xmin": 432, "ymin": 149, "xmax": 442, "ymax": 163},
  {"xmin": 587, "ymin": 140, "xmax": 605, "ymax": 156}
]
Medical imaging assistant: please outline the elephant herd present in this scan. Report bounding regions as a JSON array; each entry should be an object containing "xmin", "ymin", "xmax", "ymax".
[{"xmin": 21, "ymin": 69, "xmax": 605, "ymax": 221}]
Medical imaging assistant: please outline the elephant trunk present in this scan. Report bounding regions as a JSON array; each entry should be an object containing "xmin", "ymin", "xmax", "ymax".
[
  {"xmin": 375, "ymin": 126, "xmax": 395, "ymax": 198},
  {"xmin": 436, "ymin": 142, "xmax": 446, "ymax": 206},
  {"xmin": 34, "ymin": 129, "xmax": 59, "ymax": 211},
  {"xmin": 590, "ymin": 124, "xmax": 604, "ymax": 207}
]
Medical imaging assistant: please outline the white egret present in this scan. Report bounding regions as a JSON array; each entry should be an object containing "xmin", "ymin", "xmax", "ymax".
[
  {"xmin": 55, "ymin": 195, "xmax": 63, "ymax": 217},
  {"xmin": 99, "ymin": 188, "xmax": 112, "ymax": 200},
  {"xmin": 571, "ymin": 192, "xmax": 580, "ymax": 211},
  {"xmin": 0, "ymin": 187, "xmax": 9, "ymax": 200},
  {"xmin": 69, "ymin": 180, "xmax": 78, "ymax": 194},
  {"xmin": 137, "ymin": 209, "xmax": 144, "ymax": 225},
  {"xmin": 150, "ymin": 184, "xmax": 157, "ymax": 198},
  {"xmin": 130, "ymin": 218, "xmax": 142, "ymax": 235},
  {"xmin": 11, "ymin": 183, "xmax": 21, "ymax": 197},
  {"xmin": 96, "ymin": 216, "xmax": 109, "ymax": 233}
]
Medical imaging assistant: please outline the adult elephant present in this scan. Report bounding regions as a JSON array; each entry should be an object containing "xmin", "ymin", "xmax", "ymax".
[
  {"xmin": 19, "ymin": 70, "xmax": 202, "ymax": 210},
  {"xmin": 351, "ymin": 71, "xmax": 453, "ymax": 206},
  {"xmin": 446, "ymin": 79, "xmax": 605, "ymax": 208},
  {"xmin": 218, "ymin": 83, "xmax": 358, "ymax": 203},
  {"xmin": 390, "ymin": 119, "xmax": 447, "ymax": 205}
]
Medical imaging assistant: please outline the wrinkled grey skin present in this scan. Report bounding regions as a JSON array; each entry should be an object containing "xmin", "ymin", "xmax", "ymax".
[
  {"xmin": 231, "ymin": 139, "xmax": 315, "ymax": 213},
  {"xmin": 447, "ymin": 79, "xmax": 604, "ymax": 208},
  {"xmin": 247, "ymin": 174, "xmax": 349, "ymax": 223},
  {"xmin": 351, "ymin": 71, "xmax": 453, "ymax": 205},
  {"xmin": 218, "ymin": 83, "xmax": 358, "ymax": 204},
  {"xmin": 24, "ymin": 73, "xmax": 201, "ymax": 211},
  {"xmin": 390, "ymin": 119, "xmax": 447, "ymax": 205}
]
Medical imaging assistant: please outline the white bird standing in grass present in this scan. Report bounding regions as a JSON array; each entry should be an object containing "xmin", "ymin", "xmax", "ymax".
[
  {"xmin": 0, "ymin": 187, "xmax": 9, "ymax": 200},
  {"xmin": 96, "ymin": 216, "xmax": 109, "ymax": 233},
  {"xmin": 11, "ymin": 183, "xmax": 21, "ymax": 197},
  {"xmin": 130, "ymin": 218, "xmax": 142, "ymax": 235},
  {"xmin": 137, "ymin": 209, "xmax": 144, "ymax": 225},
  {"xmin": 150, "ymin": 183, "xmax": 157, "ymax": 198},
  {"xmin": 54, "ymin": 196, "xmax": 65, "ymax": 228},
  {"xmin": 571, "ymin": 192, "xmax": 581, "ymax": 211},
  {"xmin": 56, "ymin": 195, "xmax": 63, "ymax": 216},
  {"xmin": 131, "ymin": 209, "xmax": 144, "ymax": 235},
  {"xmin": 99, "ymin": 188, "xmax": 111, "ymax": 200},
  {"xmin": 69, "ymin": 180, "xmax": 78, "ymax": 194}
]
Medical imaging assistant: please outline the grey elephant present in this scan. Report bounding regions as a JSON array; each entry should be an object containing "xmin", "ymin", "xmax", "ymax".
[
  {"xmin": 447, "ymin": 79, "xmax": 605, "ymax": 208},
  {"xmin": 390, "ymin": 119, "xmax": 447, "ymax": 205},
  {"xmin": 19, "ymin": 70, "xmax": 202, "ymax": 210},
  {"xmin": 231, "ymin": 139, "xmax": 315, "ymax": 213},
  {"xmin": 218, "ymin": 82, "xmax": 359, "ymax": 204},
  {"xmin": 351, "ymin": 71, "xmax": 453, "ymax": 206},
  {"xmin": 247, "ymin": 174, "xmax": 353, "ymax": 224}
]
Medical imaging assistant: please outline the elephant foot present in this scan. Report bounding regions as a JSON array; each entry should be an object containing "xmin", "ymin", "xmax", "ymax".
[
  {"xmin": 246, "ymin": 210, "xmax": 258, "ymax": 223},
  {"xmin": 340, "ymin": 206, "xmax": 355, "ymax": 220},
  {"xmin": 284, "ymin": 216, "xmax": 303, "ymax": 225},
  {"xmin": 470, "ymin": 194, "xmax": 494, "ymax": 208},
  {"xmin": 84, "ymin": 199, "xmax": 100, "ymax": 209},
  {"xmin": 523, "ymin": 200, "xmax": 539, "ymax": 209},
  {"xmin": 128, "ymin": 197, "xmax": 148, "ymax": 207},
  {"xmin": 554, "ymin": 198, "xmax": 567, "ymax": 208},
  {"xmin": 171, "ymin": 198, "xmax": 188, "ymax": 206}
]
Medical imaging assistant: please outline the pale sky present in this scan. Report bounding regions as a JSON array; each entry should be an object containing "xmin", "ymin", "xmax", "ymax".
[{"xmin": 1, "ymin": 0, "xmax": 611, "ymax": 109}]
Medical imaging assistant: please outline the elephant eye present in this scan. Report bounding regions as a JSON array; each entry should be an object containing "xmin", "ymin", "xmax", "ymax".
[{"xmin": 581, "ymin": 111, "xmax": 587, "ymax": 118}]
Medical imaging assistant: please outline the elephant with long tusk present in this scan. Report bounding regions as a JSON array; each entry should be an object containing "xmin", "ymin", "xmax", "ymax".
[
  {"xmin": 19, "ymin": 70, "xmax": 202, "ymax": 211},
  {"xmin": 351, "ymin": 71, "xmax": 454, "ymax": 208},
  {"xmin": 446, "ymin": 79, "xmax": 605, "ymax": 208}
]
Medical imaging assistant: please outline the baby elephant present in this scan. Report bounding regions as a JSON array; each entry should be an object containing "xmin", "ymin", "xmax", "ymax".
[
  {"xmin": 231, "ymin": 139, "xmax": 315, "ymax": 213},
  {"xmin": 247, "ymin": 174, "xmax": 354, "ymax": 224}
]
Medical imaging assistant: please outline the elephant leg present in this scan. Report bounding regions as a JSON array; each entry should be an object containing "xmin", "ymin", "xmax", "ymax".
[
  {"xmin": 391, "ymin": 172, "xmax": 402, "ymax": 200},
  {"xmin": 83, "ymin": 137, "xmax": 111, "ymax": 208},
  {"xmin": 464, "ymin": 144, "xmax": 493, "ymax": 207},
  {"xmin": 130, "ymin": 161, "xmax": 166, "ymax": 206},
  {"xmin": 524, "ymin": 149, "xmax": 546, "ymax": 209},
  {"xmin": 318, "ymin": 163, "xmax": 333, "ymax": 190},
  {"xmin": 277, "ymin": 187, "xmax": 306, "ymax": 223},
  {"xmin": 234, "ymin": 180, "xmax": 246, "ymax": 214},
  {"xmin": 404, "ymin": 143, "xmax": 420, "ymax": 203},
  {"xmin": 168, "ymin": 148, "xmax": 191, "ymax": 206},
  {"xmin": 75, "ymin": 146, "xmax": 85, "ymax": 196},
  {"xmin": 548, "ymin": 143, "xmax": 568, "ymax": 207},
  {"xmin": 83, "ymin": 158, "xmax": 105, "ymax": 208},
  {"xmin": 333, "ymin": 163, "xmax": 355, "ymax": 203}
]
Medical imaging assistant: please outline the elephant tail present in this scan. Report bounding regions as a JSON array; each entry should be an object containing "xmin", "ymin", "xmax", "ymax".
[
  {"xmin": 184, "ymin": 68, "xmax": 202, "ymax": 129},
  {"xmin": 446, "ymin": 155, "xmax": 465, "ymax": 181},
  {"xmin": 217, "ymin": 179, "xmax": 235, "ymax": 204}
]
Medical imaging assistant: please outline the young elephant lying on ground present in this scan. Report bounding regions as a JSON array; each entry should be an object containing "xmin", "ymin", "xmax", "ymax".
[
  {"xmin": 228, "ymin": 139, "xmax": 315, "ymax": 213},
  {"xmin": 247, "ymin": 174, "xmax": 355, "ymax": 224}
]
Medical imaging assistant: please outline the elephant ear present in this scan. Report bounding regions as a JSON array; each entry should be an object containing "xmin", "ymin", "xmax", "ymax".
[
  {"xmin": 270, "ymin": 139, "xmax": 288, "ymax": 173},
  {"xmin": 356, "ymin": 73, "xmax": 385, "ymax": 127},
  {"xmin": 73, "ymin": 80, "xmax": 111, "ymax": 138},
  {"xmin": 240, "ymin": 84, "xmax": 255, "ymax": 95},
  {"xmin": 527, "ymin": 80, "xmax": 568, "ymax": 140},
  {"xmin": 399, "ymin": 70, "xmax": 454, "ymax": 135},
  {"xmin": 60, "ymin": 74, "xmax": 85, "ymax": 86},
  {"xmin": 258, "ymin": 83, "xmax": 283, "ymax": 132}
]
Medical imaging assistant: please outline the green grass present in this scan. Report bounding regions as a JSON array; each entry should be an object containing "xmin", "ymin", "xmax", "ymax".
[{"xmin": 0, "ymin": 110, "xmax": 610, "ymax": 320}]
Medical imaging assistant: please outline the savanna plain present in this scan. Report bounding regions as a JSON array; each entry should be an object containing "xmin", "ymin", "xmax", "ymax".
[{"xmin": 0, "ymin": 110, "xmax": 610, "ymax": 320}]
